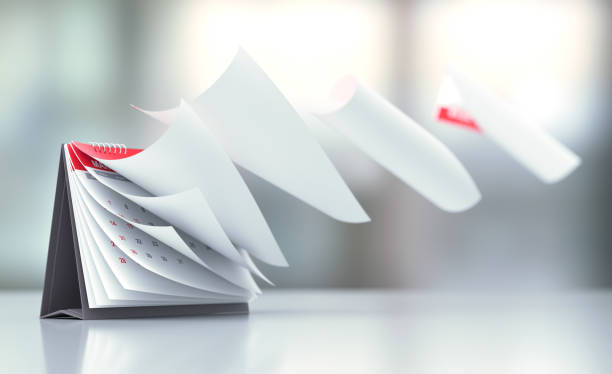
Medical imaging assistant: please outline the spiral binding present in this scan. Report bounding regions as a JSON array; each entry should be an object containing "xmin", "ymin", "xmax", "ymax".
[{"xmin": 88, "ymin": 142, "xmax": 128, "ymax": 155}]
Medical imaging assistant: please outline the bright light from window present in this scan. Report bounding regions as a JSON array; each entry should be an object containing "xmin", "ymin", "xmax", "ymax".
[
  {"xmin": 414, "ymin": 0, "xmax": 603, "ymax": 142},
  {"xmin": 177, "ymin": 1, "xmax": 391, "ymax": 109}
]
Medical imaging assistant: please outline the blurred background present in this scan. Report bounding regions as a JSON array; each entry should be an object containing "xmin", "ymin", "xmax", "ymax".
[{"xmin": 0, "ymin": 0, "xmax": 610, "ymax": 290}]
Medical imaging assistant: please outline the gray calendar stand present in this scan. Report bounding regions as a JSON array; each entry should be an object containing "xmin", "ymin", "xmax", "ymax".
[{"xmin": 40, "ymin": 145, "xmax": 249, "ymax": 319}]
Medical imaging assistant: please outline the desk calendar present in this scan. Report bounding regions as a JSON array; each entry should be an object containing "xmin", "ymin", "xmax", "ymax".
[{"xmin": 40, "ymin": 142, "xmax": 269, "ymax": 319}]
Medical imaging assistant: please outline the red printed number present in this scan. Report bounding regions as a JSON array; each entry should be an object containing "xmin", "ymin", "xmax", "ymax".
[
  {"xmin": 119, "ymin": 257, "xmax": 126, "ymax": 264},
  {"xmin": 119, "ymin": 235, "xmax": 125, "ymax": 241}
]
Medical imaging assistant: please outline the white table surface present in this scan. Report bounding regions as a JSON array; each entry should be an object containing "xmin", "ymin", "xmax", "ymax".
[{"xmin": 1, "ymin": 289, "xmax": 611, "ymax": 373}]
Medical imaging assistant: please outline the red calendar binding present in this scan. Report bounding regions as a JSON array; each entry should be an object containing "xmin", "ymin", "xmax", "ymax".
[{"xmin": 40, "ymin": 143, "xmax": 262, "ymax": 319}]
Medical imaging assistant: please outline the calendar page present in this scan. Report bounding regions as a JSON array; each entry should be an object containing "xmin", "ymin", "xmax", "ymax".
[
  {"xmin": 67, "ymin": 144, "xmax": 269, "ymax": 286},
  {"xmin": 64, "ymin": 144, "xmax": 264, "ymax": 308},
  {"xmin": 71, "ymin": 189, "xmax": 217, "ymax": 306},
  {"xmin": 69, "ymin": 143, "xmax": 251, "ymax": 268},
  {"xmin": 67, "ymin": 144, "xmax": 261, "ymax": 294}
]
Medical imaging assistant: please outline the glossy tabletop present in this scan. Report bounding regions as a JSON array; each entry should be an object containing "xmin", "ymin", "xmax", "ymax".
[{"xmin": 1, "ymin": 289, "xmax": 611, "ymax": 373}]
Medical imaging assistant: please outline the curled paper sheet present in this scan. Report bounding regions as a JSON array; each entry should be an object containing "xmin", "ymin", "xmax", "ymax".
[
  {"xmin": 239, "ymin": 249, "xmax": 274, "ymax": 286},
  {"xmin": 70, "ymin": 143, "xmax": 265, "ymax": 294},
  {"xmin": 75, "ymin": 174, "xmax": 253, "ymax": 298},
  {"xmin": 78, "ymin": 101, "xmax": 288, "ymax": 267},
  {"xmin": 73, "ymin": 171, "xmax": 262, "ymax": 294},
  {"xmin": 71, "ymin": 186, "xmax": 243, "ymax": 303},
  {"xmin": 72, "ymin": 168, "xmax": 260, "ymax": 295},
  {"xmin": 436, "ymin": 68, "xmax": 581, "ymax": 183},
  {"xmin": 316, "ymin": 76, "xmax": 481, "ymax": 213},
  {"xmin": 70, "ymin": 143, "xmax": 248, "ymax": 267},
  {"xmin": 132, "ymin": 47, "xmax": 369, "ymax": 223}
]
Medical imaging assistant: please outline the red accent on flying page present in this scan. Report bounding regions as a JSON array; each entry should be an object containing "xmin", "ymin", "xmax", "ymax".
[{"xmin": 437, "ymin": 106, "xmax": 481, "ymax": 132}]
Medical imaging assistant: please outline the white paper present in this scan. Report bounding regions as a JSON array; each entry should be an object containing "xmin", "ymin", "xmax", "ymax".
[
  {"xmin": 65, "ymin": 146, "xmax": 240, "ymax": 304},
  {"xmin": 78, "ymin": 102, "xmax": 288, "ymax": 266},
  {"xmin": 75, "ymin": 174, "xmax": 253, "ymax": 298},
  {"xmin": 70, "ymin": 144, "xmax": 270, "ymax": 287},
  {"xmin": 65, "ymin": 150, "xmax": 100, "ymax": 307},
  {"xmin": 76, "ymin": 169, "xmax": 208, "ymax": 268},
  {"xmin": 69, "ymin": 143, "xmax": 247, "ymax": 267},
  {"xmin": 437, "ymin": 69, "xmax": 581, "ymax": 183},
  {"xmin": 78, "ymin": 199, "xmax": 242, "ymax": 301},
  {"xmin": 239, "ymin": 249, "xmax": 274, "ymax": 286},
  {"xmin": 132, "ymin": 47, "xmax": 369, "ymax": 223},
  {"xmin": 71, "ymin": 160, "xmax": 261, "ymax": 294},
  {"xmin": 73, "ymin": 182, "xmax": 214, "ymax": 306},
  {"xmin": 73, "ymin": 197, "xmax": 103, "ymax": 307},
  {"xmin": 316, "ymin": 76, "xmax": 481, "ymax": 213}
]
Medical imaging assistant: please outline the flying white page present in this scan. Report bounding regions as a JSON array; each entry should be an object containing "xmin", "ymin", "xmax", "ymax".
[
  {"xmin": 436, "ymin": 69, "xmax": 581, "ymax": 183},
  {"xmin": 316, "ymin": 76, "xmax": 481, "ymax": 213},
  {"xmin": 131, "ymin": 47, "xmax": 369, "ymax": 223},
  {"xmin": 74, "ymin": 102, "xmax": 288, "ymax": 266}
]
